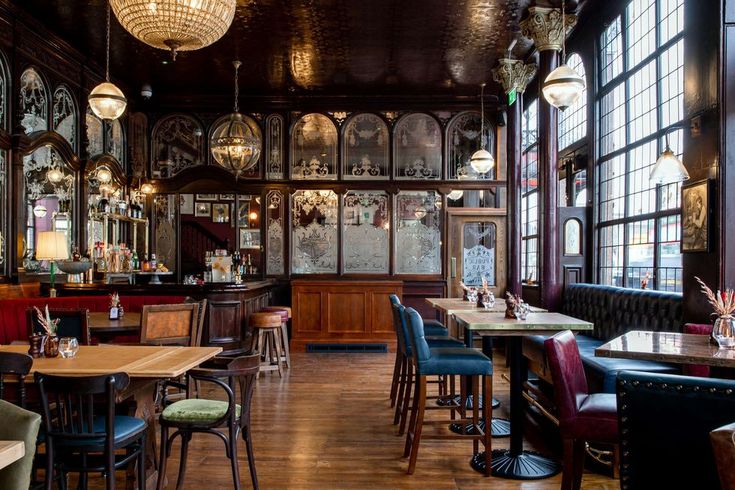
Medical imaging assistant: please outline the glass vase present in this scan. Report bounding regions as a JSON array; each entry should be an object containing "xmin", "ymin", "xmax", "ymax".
[
  {"xmin": 43, "ymin": 335, "xmax": 59, "ymax": 358},
  {"xmin": 712, "ymin": 315, "xmax": 735, "ymax": 349}
]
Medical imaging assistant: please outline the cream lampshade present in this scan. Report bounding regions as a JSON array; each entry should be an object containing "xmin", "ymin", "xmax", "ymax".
[{"xmin": 36, "ymin": 231, "xmax": 69, "ymax": 298}]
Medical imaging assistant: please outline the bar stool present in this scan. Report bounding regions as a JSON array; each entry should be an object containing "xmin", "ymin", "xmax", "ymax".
[
  {"xmin": 260, "ymin": 306, "xmax": 291, "ymax": 369},
  {"xmin": 249, "ymin": 312, "xmax": 284, "ymax": 377}
]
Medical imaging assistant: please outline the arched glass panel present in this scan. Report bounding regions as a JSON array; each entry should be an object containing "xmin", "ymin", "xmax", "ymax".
[
  {"xmin": 290, "ymin": 113, "xmax": 338, "ymax": 180},
  {"xmin": 395, "ymin": 190, "xmax": 441, "ymax": 274},
  {"xmin": 342, "ymin": 114, "xmax": 389, "ymax": 180},
  {"xmin": 447, "ymin": 111, "xmax": 495, "ymax": 180},
  {"xmin": 558, "ymin": 53, "xmax": 587, "ymax": 151},
  {"xmin": 19, "ymin": 68, "xmax": 48, "ymax": 134},
  {"xmin": 86, "ymin": 107, "xmax": 104, "ymax": 157},
  {"xmin": 265, "ymin": 114, "xmax": 285, "ymax": 180},
  {"xmin": 107, "ymin": 119, "xmax": 125, "ymax": 164},
  {"xmin": 291, "ymin": 190, "xmax": 338, "ymax": 273},
  {"xmin": 151, "ymin": 114, "xmax": 205, "ymax": 178},
  {"xmin": 394, "ymin": 113, "xmax": 441, "ymax": 180},
  {"xmin": 342, "ymin": 191, "xmax": 389, "ymax": 273},
  {"xmin": 53, "ymin": 86, "xmax": 77, "ymax": 150}
]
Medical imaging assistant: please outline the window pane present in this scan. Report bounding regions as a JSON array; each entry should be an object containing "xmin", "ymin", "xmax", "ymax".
[
  {"xmin": 574, "ymin": 170, "xmax": 588, "ymax": 206},
  {"xmin": 558, "ymin": 53, "xmax": 588, "ymax": 150},
  {"xmin": 658, "ymin": 215, "xmax": 682, "ymax": 292},
  {"xmin": 627, "ymin": 60, "xmax": 657, "ymax": 143},
  {"xmin": 599, "ymin": 83, "xmax": 625, "ymax": 156},
  {"xmin": 342, "ymin": 191, "xmax": 389, "ymax": 273},
  {"xmin": 626, "ymin": 219, "xmax": 655, "ymax": 288},
  {"xmin": 598, "ymin": 155, "xmax": 626, "ymax": 222},
  {"xmin": 600, "ymin": 16, "xmax": 623, "ymax": 86},
  {"xmin": 659, "ymin": 0, "xmax": 684, "ymax": 45},
  {"xmin": 659, "ymin": 40, "xmax": 684, "ymax": 128},
  {"xmin": 599, "ymin": 224, "xmax": 624, "ymax": 286},
  {"xmin": 626, "ymin": 0, "xmax": 657, "ymax": 70},
  {"xmin": 627, "ymin": 141, "xmax": 657, "ymax": 215},
  {"xmin": 522, "ymin": 100, "xmax": 538, "ymax": 150}
]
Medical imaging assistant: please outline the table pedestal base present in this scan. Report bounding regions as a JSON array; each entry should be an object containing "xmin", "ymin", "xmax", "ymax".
[
  {"xmin": 449, "ymin": 418, "xmax": 510, "ymax": 437},
  {"xmin": 470, "ymin": 449, "xmax": 561, "ymax": 479},
  {"xmin": 436, "ymin": 395, "xmax": 500, "ymax": 409}
]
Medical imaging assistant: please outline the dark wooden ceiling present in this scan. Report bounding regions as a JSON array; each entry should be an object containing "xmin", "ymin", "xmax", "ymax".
[{"xmin": 12, "ymin": 0, "xmax": 571, "ymax": 100}]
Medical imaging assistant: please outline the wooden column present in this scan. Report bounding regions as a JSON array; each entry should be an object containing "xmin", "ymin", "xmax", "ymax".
[
  {"xmin": 521, "ymin": 6, "xmax": 576, "ymax": 311},
  {"xmin": 493, "ymin": 59, "xmax": 536, "ymax": 296}
]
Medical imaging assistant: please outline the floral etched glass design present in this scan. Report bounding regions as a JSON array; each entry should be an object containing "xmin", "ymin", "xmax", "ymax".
[
  {"xmin": 291, "ymin": 190, "xmax": 338, "ymax": 273},
  {"xmin": 447, "ymin": 111, "xmax": 495, "ymax": 180},
  {"xmin": 86, "ymin": 107, "xmax": 104, "ymax": 158},
  {"xmin": 266, "ymin": 190, "xmax": 285, "ymax": 275},
  {"xmin": 343, "ymin": 191, "xmax": 389, "ymax": 273},
  {"xmin": 266, "ymin": 114, "xmax": 285, "ymax": 179},
  {"xmin": 342, "ymin": 114, "xmax": 389, "ymax": 180},
  {"xmin": 52, "ymin": 86, "xmax": 77, "ymax": 150},
  {"xmin": 151, "ymin": 114, "xmax": 205, "ymax": 178},
  {"xmin": 107, "ymin": 119, "xmax": 125, "ymax": 164},
  {"xmin": 462, "ymin": 222, "xmax": 496, "ymax": 287},
  {"xmin": 395, "ymin": 190, "xmax": 441, "ymax": 274},
  {"xmin": 290, "ymin": 113, "xmax": 337, "ymax": 180},
  {"xmin": 0, "ymin": 55, "xmax": 5, "ymax": 130},
  {"xmin": 154, "ymin": 195, "xmax": 177, "ymax": 270},
  {"xmin": 394, "ymin": 113, "xmax": 441, "ymax": 180},
  {"xmin": 19, "ymin": 68, "xmax": 47, "ymax": 134}
]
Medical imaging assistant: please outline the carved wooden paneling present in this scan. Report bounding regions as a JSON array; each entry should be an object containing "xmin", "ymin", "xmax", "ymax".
[{"xmin": 326, "ymin": 292, "xmax": 366, "ymax": 333}]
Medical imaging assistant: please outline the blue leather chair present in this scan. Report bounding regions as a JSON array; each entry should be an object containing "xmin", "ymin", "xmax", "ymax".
[
  {"xmin": 391, "ymin": 302, "xmax": 464, "ymax": 434},
  {"xmin": 388, "ymin": 295, "xmax": 448, "ymax": 337},
  {"xmin": 402, "ymin": 307, "xmax": 493, "ymax": 475}
]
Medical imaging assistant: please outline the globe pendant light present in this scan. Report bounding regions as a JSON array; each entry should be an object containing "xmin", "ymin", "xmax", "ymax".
[
  {"xmin": 88, "ymin": 4, "xmax": 127, "ymax": 121},
  {"xmin": 470, "ymin": 83, "xmax": 495, "ymax": 175},
  {"xmin": 650, "ymin": 131, "xmax": 690, "ymax": 184},
  {"xmin": 110, "ymin": 0, "xmax": 237, "ymax": 61},
  {"xmin": 542, "ymin": 1, "xmax": 585, "ymax": 111},
  {"xmin": 210, "ymin": 61, "xmax": 262, "ymax": 179}
]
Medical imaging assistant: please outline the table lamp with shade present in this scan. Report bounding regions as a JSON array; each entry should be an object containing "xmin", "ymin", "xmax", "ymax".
[{"xmin": 35, "ymin": 231, "xmax": 69, "ymax": 297}]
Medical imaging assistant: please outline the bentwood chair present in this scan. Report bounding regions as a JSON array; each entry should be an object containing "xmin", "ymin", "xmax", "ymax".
[
  {"xmin": 0, "ymin": 351, "xmax": 33, "ymax": 408},
  {"xmin": 35, "ymin": 372, "xmax": 147, "ymax": 490},
  {"xmin": 402, "ymin": 307, "xmax": 493, "ymax": 475},
  {"xmin": 156, "ymin": 354, "xmax": 260, "ymax": 490},
  {"xmin": 26, "ymin": 308, "xmax": 91, "ymax": 345},
  {"xmin": 140, "ymin": 303, "xmax": 200, "ymax": 346},
  {"xmin": 544, "ymin": 330, "xmax": 619, "ymax": 490},
  {"xmin": 0, "ymin": 399, "xmax": 41, "ymax": 490}
]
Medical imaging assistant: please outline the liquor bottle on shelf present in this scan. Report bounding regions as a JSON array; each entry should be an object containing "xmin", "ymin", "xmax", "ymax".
[
  {"xmin": 131, "ymin": 250, "xmax": 139, "ymax": 271},
  {"xmin": 141, "ymin": 254, "xmax": 150, "ymax": 272},
  {"xmin": 150, "ymin": 253, "xmax": 157, "ymax": 270}
]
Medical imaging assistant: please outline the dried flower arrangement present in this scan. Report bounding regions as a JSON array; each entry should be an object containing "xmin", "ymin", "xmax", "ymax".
[
  {"xmin": 33, "ymin": 305, "xmax": 59, "ymax": 337},
  {"xmin": 695, "ymin": 276, "xmax": 735, "ymax": 317}
]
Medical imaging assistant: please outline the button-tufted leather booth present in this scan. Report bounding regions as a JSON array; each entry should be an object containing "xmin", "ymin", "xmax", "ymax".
[
  {"xmin": 618, "ymin": 371, "xmax": 735, "ymax": 490},
  {"xmin": 523, "ymin": 284, "xmax": 682, "ymax": 393}
]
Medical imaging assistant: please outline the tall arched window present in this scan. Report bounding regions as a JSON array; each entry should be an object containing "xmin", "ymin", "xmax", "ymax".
[
  {"xmin": 53, "ymin": 85, "xmax": 77, "ymax": 151},
  {"xmin": 19, "ymin": 68, "xmax": 48, "ymax": 134},
  {"xmin": 558, "ymin": 53, "xmax": 587, "ymax": 151},
  {"xmin": 290, "ymin": 113, "xmax": 338, "ymax": 180},
  {"xmin": 393, "ymin": 113, "xmax": 442, "ymax": 180},
  {"xmin": 521, "ymin": 99, "xmax": 539, "ymax": 284}
]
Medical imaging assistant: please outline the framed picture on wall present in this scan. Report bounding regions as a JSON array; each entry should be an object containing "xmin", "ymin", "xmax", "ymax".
[
  {"xmin": 682, "ymin": 179, "xmax": 710, "ymax": 253},
  {"xmin": 237, "ymin": 201, "xmax": 250, "ymax": 227},
  {"xmin": 212, "ymin": 203, "xmax": 230, "ymax": 223},
  {"xmin": 220, "ymin": 194, "xmax": 235, "ymax": 201},
  {"xmin": 240, "ymin": 228, "xmax": 260, "ymax": 249},
  {"xmin": 194, "ymin": 202, "xmax": 211, "ymax": 217},
  {"xmin": 196, "ymin": 194, "xmax": 217, "ymax": 201},
  {"xmin": 180, "ymin": 194, "xmax": 194, "ymax": 215}
]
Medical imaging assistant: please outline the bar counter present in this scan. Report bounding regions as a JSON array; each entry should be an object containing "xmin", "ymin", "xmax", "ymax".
[{"xmin": 56, "ymin": 280, "xmax": 276, "ymax": 355}]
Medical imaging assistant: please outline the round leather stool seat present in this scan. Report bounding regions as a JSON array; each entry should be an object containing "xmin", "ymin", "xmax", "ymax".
[
  {"xmin": 260, "ymin": 308, "xmax": 288, "ymax": 323},
  {"xmin": 249, "ymin": 312, "xmax": 281, "ymax": 329},
  {"xmin": 261, "ymin": 306, "xmax": 292, "ymax": 319}
]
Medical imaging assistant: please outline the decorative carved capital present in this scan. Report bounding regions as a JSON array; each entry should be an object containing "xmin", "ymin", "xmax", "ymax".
[
  {"xmin": 492, "ymin": 59, "xmax": 537, "ymax": 94},
  {"xmin": 520, "ymin": 6, "xmax": 576, "ymax": 52}
]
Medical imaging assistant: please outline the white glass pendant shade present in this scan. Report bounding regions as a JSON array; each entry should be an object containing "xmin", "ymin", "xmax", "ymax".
[
  {"xmin": 414, "ymin": 206, "xmax": 427, "ymax": 220},
  {"xmin": 210, "ymin": 113, "xmax": 262, "ymax": 177},
  {"xmin": 96, "ymin": 166, "xmax": 113, "ymax": 183},
  {"xmin": 650, "ymin": 147, "xmax": 690, "ymax": 184},
  {"xmin": 110, "ymin": 0, "xmax": 237, "ymax": 60},
  {"xmin": 47, "ymin": 167, "xmax": 64, "ymax": 184},
  {"xmin": 470, "ymin": 149, "xmax": 495, "ymax": 174},
  {"xmin": 447, "ymin": 190, "xmax": 464, "ymax": 201},
  {"xmin": 88, "ymin": 82, "xmax": 127, "ymax": 120},
  {"xmin": 140, "ymin": 182, "xmax": 155, "ymax": 194},
  {"xmin": 542, "ymin": 64, "xmax": 585, "ymax": 111}
]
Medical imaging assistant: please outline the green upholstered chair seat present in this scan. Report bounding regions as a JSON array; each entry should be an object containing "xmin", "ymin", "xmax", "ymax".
[{"xmin": 162, "ymin": 398, "xmax": 241, "ymax": 424}]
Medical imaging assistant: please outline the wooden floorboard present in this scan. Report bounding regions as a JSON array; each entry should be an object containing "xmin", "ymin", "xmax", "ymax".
[{"xmin": 84, "ymin": 350, "xmax": 618, "ymax": 489}]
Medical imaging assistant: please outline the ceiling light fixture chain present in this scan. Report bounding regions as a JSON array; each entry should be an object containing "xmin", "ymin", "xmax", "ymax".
[
  {"xmin": 479, "ymin": 83, "xmax": 486, "ymax": 151},
  {"xmin": 469, "ymin": 83, "xmax": 495, "ymax": 175},
  {"xmin": 87, "ymin": 1, "xmax": 127, "ymax": 120},
  {"xmin": 105, "ymin": 2, "xmax": 111, "ymax": 81},
  {"xmin": 233, "ymin": 60, "xmax": 241, "ymax": 113}
]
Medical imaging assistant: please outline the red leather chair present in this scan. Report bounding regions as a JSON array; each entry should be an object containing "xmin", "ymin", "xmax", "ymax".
[{"xmin": 544, "ymin": 330, "xmax": 619, "ymax": 490}]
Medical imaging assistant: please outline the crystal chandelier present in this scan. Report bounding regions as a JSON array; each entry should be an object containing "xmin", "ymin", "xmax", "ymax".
[
  {"xmin": 542, "ymin": 1, "xmax": 585, "ymax": 110},
  {"xmin": 110, "ymin": 0, "xmax": 237, "ymax": 60},
  {"xmin": 210, "ymin": 61, "xmax": 262, "ymax": 178},
  {"xmin": 89, "ymin": 4, "xmax": 127, "ymax": 120},
  {"xmin": 470, "ymin": 83, "xmax": 495, "ymax": 175}
]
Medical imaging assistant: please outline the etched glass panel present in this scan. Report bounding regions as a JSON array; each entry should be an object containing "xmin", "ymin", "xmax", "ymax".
[
  {"xmin": 564, "ymin": 219, "xmax": 582, "ymax": 255},
  {"xmin": 462, "ymin": 222, "xmax": 496, "ymax": 286},
  {"xmin": 266, "ymin": 190, "xmax": 285, "ymax": 275},
  {"xmin": 107, "ymin": 119, "xmax": 124, "ymax": 163},
  {"xmin": 152, "ymin": 115, "xmax": 205, "ymax": 178},
  {"xmin": 447, "ymin": 111, "xmax": 495, "ymax": 180},
  {"xmin": 395, "ymin": 191, "xmax": 441, "ymax": 274},
  {"xmin": 0, "ymin": 55, "xmax": 5, "ymax": 130},
  {"xmin": 19, "ymin": 68, "xmax": 47, "ymax": 134},
  {"xmin": 0, "ymin": 150, "xmax": 5, "ymax": 266},
  {"xmin": 291, "ymin": 190, "xmax": 338, "ymax": 274},
  {"xmin": 265, "ymin": 114, "xmax": 285, "ymax": 179},
  {"xmin": 290, "ymin": 113, "xmax": 338, "ymax": 180},
  {"xmin": 154, "ymin": 195, "xmax": 177, "ymax": 270},
  {"xmin": 394, "ymin": 114, "xmax": 441, "ymax": 179},
  {"xmin": 86, "ymin": 107, "xmax": 104, "ymax": 157},
  {"xmin": 52, "ymin": 86, "xmax": 77, "ymax": 150},
  {"xmin": 343, "ymin": 191, "xmax": 389, "ymax": 273},
  {"xmin": 342, "ymin": 114, "xmax": 389, "ymax": 180}
]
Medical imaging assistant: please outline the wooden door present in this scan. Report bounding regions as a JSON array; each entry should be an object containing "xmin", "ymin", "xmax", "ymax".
[{"xmin": 446, "ymin": 209, "xmax": 507, "ymax": 298}]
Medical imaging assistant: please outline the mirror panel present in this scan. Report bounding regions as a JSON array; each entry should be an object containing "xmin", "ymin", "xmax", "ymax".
[{"xmin": 291, "ymin": 190, "xmax": 338, "ymax": 273}]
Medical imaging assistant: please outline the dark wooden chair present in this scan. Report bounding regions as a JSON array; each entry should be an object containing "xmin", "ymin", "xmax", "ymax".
[
  {"xmin": 0, "ymin": 351, "xmax": 33, "ymax": 408},
  {"xmin": 35, "ymin": 371, "xmax": 147, "ymax": 490},
  {"xmin": 156, "ymin": 354, "xmax": 260, "ymax": 490},
  {"xmin": 140, "ymin": 303, "xmax": 200, "ymax": 346},
  {"xmin": 184, "ymin": 297, "xmax": 207, "ymax": 348},
  {"xmin": 26, "ymin": 307, "xmax": 91, "ymax": 345}
]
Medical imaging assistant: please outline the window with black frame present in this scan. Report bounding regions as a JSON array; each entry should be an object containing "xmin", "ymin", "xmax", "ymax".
[
  {"xmin": 596, "ymin": 0, "xmax": 684, "ymax": 292},
  {"xmin": 521, "ymin": 99, "xmax": 539, "ymax": 285}
]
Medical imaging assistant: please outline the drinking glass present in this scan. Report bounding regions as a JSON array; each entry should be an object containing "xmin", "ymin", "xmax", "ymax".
[
  {"xmin": 482, "ymin": 292, "xmax": 496, "ymax": 309},
  {"xmin": 58, "ymin": 337, "xmax": 79, "ymax": 358},
  {"xmin": 467, "ymin": 289, "xmax": 478, "ymax": 304}
]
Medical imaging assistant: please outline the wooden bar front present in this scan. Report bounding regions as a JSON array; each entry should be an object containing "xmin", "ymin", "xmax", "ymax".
[{"xmin": 291, "ymin": 280, "xmax": 402, "ymax": 350}]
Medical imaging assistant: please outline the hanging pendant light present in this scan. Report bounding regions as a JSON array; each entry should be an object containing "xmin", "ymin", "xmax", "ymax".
[
  {"xmin": 650, "ymin": 130, "xmax": 690, "ymax": 184},
  {"xmin": 542, "ymin": 1, "xmax": 585, "ymax": 111},
  {"xmin": 470, "ymin": 83, "xmax": 495, "ymax": 175},
  {"xmin": 210, "ymin": 61, "xmax": 262, "ymax": 179},
  {"xmin": 447, "ymin": 190, "xmax": 464, "ymax": 201},
  {"xmin": 89, "ymin": 4, "xmax": 127, "ymax": 120}
]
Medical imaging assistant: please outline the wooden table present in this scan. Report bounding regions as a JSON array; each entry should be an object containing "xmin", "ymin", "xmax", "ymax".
[
  {"xmin": 0, "ymin": 440, "xmax": 24, "ymax": 470},
  {"xmin": 425, "ymin": 298, "xmax": 546, "ymax": 338},
  {"xmin": 88, "ymin": 312, "xmax": 142, "ymax": 340},
  {"xmin": 453, "ymin": 311, "xmax": 593, "ymax": 480},
  {"xmin": 595, "ymin": 330, "xmax": 735, "ymax": 368},
  {"xmin": 0, "ymin": 344, "xmax": 221, "ymax": 489}
]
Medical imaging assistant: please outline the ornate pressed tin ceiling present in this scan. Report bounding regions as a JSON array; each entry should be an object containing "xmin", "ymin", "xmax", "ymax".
[{"xmin": 10, "ymin": 0, "xmax": 568, "ymax": 99}]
